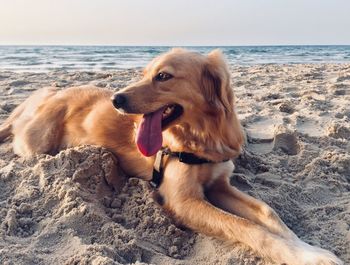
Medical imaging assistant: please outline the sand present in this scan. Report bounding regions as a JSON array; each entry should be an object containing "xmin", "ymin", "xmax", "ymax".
[{"xmin": 0, "ymin": 65, "xmax": 349, "ymax": 265}]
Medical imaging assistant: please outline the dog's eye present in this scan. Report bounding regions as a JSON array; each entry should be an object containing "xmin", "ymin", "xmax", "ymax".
[{"xmin": 155, "ymin": 72, "xmax": 173, "ymax": 82}]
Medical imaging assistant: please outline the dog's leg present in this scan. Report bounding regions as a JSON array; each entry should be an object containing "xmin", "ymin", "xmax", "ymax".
[
  {"xmin": 206, "ymin": 176, "xmax": 298, "ymax": 241},
  {"xmin": 203, "ymin": 177, "xmax": 342, "ymax": 264},
  {"xmin": 12, "ymin": 106, "xmax": 66, "ymax": 157},
  {"xmin": 161, "ymin": 162, "xmax": 342, "ymax": 265},
  {"xmin": 167, "ymin": 190, "xmax": 342, "ymax": 265}
]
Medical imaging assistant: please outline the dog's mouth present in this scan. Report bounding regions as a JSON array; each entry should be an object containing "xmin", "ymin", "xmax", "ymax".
[
  {"xmin": 136, "ymin": 104, "xmax": 183, "ymax": 157},
  {"xmin": 160, "ymin": 104, "xmax": 183, "ymax": 129}
]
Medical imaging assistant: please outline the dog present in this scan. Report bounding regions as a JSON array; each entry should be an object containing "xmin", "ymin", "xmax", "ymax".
[{"xmin": 0, "ymin": 49, "xmax": 342, "ymax": 265}]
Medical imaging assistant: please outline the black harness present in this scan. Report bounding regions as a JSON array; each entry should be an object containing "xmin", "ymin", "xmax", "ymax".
[{"xmin": 149, "ymin": 148, "xmax": 229, "ymax": 188}]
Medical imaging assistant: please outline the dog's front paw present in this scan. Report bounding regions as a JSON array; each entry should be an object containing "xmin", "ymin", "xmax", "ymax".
[{"xmin": 297, "ymin": 241, "xmax": 343, "ymax": 265}]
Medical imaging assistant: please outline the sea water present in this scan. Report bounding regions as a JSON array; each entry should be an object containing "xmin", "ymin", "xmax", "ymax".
[{"xmin": 0, "ymin": 45, "xmax": 349, "ymax": 72}]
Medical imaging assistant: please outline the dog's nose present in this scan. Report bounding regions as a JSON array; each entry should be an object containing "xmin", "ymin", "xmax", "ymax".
[{"xmin": 112, "ymin": 94, "xmax": 127, "ymax": 109}]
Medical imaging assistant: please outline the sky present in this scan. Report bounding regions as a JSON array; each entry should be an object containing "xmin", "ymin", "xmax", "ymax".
[{"xmin": 1, "ymin": 0, "xmax": 350, "ymax": 46}]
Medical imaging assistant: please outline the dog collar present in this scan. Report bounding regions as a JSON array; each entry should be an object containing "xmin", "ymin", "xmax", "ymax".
[{"xmin": 149, "ymin": 148, "xmax": 229, "ymax": 189}]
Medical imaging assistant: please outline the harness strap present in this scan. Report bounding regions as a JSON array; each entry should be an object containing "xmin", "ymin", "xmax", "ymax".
[{"xmin": 150, "ymin": 148, "xmax": 229, "ymax": 188}]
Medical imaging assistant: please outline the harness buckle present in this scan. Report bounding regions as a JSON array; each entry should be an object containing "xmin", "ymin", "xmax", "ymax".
[{"xmin": 150, "ymin": 148, "xmax": 168, "ymax": 189}]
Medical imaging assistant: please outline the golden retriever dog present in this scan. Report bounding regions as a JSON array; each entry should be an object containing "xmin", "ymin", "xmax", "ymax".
[{"xmin": 0, "ymin": 49, "xmax": 342, "ymax": 265}]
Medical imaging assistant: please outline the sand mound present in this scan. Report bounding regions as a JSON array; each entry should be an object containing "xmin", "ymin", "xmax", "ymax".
[{"xmin": 0, "ymin": 146, "xmax": 195, "ymax": 265}]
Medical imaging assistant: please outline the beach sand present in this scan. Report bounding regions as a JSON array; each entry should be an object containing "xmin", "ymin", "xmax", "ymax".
[{"xmin": 0, "ymin": 65, "xmax": 349, "ymax": 264}]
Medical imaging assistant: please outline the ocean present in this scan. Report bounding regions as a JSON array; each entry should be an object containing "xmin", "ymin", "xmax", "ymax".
[{"xmin": 0, "ymin": 45, "xmax": 349, "ymax": 72}]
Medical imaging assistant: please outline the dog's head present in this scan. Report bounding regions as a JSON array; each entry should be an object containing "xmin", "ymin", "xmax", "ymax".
[{"xmin": 112, "ymin": 49, "xmax": 243, "ymax": 158}]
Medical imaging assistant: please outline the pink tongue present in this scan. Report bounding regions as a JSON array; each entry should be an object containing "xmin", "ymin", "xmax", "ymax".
[{"xmin": 136, "ymin": 107, "xmax": 165, "ymax": 156}]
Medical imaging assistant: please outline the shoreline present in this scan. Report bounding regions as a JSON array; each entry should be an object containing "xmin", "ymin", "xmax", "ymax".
[{"xmin": 1, "ymin": 63, "xmax": 350, "ymax": 74}]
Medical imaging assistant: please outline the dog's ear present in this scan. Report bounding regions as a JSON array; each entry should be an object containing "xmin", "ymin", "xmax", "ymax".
[{"xmin": 201, "ymin": 49, "xmax": 233, "ymax": 113}]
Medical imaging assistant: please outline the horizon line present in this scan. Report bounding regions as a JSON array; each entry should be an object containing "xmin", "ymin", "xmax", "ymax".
[{"xmin": 0, "ymin": 44, "xmax": 350, "ymax": 47}]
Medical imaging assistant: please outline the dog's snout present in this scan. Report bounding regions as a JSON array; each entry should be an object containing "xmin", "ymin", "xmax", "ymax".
[{"xmin": 112, "ymin": 94, "xmax": 127, "ymax": 109}]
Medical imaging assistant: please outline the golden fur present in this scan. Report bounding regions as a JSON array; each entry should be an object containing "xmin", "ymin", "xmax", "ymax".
[{"xmin": 0, "ymin": 49, "xmax": 342, "ymax": 265}]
